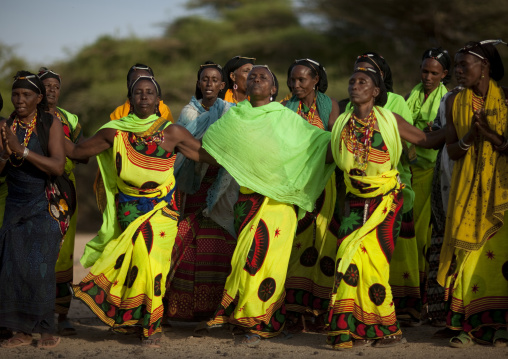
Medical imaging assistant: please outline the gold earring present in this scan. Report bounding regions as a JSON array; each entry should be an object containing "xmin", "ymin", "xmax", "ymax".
[{"xmin": 481, "ymin": 71, "xmax": 485, "ymax": 79}]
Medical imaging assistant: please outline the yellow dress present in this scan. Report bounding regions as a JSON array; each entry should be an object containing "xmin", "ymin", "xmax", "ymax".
[{"xmin": 73, "ymin": 128, "xmax": 179, "ymax": 338}]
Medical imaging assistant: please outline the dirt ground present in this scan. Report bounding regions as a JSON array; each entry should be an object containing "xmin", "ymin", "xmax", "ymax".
[{"xmin": 0, "ymin": 233, "xmax": 506, "ymax": 359}]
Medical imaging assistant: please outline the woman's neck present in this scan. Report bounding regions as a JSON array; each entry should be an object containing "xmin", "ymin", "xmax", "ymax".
[
  {"xmin": 353, "ymin": 102, "xmax": 374, "ymax": 120},
  {"xmin": 250, "ymin": 98, "xmax": 271, "ymax": 108},
  {"xmin": 18, "ymin": 109, "xmax": 37, "ymax": 123},
  {"xmin": 472, "ymin": 77, "xmax": 490, "ymax": 98},
  {"xmin": 233, "ymin": 88, "xmax": 247, "ymax": 102},
  {"xmin": 47, "ymin": 104, "xmax": 57, "ymax": 113},
  {"xmin": 299, "ymin": 92, "xmax": 315, "ymax": 109},
  {"xmin": 201, "ymin": 97, "xmax": 217, "ymax": 110}
]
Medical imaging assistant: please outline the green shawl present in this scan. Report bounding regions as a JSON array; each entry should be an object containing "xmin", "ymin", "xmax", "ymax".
[
  {"xmin": 285, "ymin": 91, "xmax": 333, "ymax": 130},
  {"xmin": 202, "ymin": 100, "xmax": 335, "ymax": 213},
  {"xmin": 406, "ymin": 82, "xmax": 448, "ymax": 169},
  {"xmin": 80, "ymin": 113, "xmax": 171, "ymax": 268},
  {"xmin": 346, "ymin": 92, "xmax": 414, "ymax": 212}
]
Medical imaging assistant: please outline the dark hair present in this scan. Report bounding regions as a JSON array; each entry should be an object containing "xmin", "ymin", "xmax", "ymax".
[
  {"xmin": 195, "ymin": 61, "xmax": 224, "ymax": 100},
  {"xmin": 457, "ymin": 40, "xmax": 505, "ymax": 81},
  {"xmin": 38, "ymin": 67, "xmax": 61, "ymax": 84},
  {"xmin": 0, "ymin": 92, "xmax": 3, "ymax": 112},
  {"xmin": 12, "ymin": 70, "xmax": 48, "ymax": 112},
  {"xmin": 223, "ymin": 56, "xmax": 256, "ymax": 90},
  {"xmin": 126, "ymin": 63, "xmax": 155, "ymax": 95},
  {"xmin": 352, "ymin": 67, "xmax": 387, "ymax": 107},
  {"xmin": 421, "ymin": 47, "xmax": 452, "ymax": 85},
  {"xmin": 287, "ymin": 58, "xmax": 329, "ymax": 93},
  {"xmin": 128, "ymin": 76, "xmax": 162, "ymax": 98},
  {"xmin": 355, "ymin": 52, "xmax": 393, "ymax": 92}
]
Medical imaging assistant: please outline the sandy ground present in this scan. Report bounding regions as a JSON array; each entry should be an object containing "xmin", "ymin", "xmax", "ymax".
[{"xmin": 0, "ymin": 233, "xmax": 506, "ymax": 359}]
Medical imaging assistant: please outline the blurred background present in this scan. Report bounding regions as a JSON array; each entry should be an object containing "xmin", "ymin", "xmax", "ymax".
[{"xmin": 1, "ymin": 0, "xmax": 507, "ymax": 231}]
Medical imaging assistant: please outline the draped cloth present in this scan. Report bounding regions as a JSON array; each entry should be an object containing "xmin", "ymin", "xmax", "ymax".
[
  {"xmin": 202, "ymin": 100, "xmax": 335, "ymax": 214},
  {"xmin": 73, "ymin": 125, "xmax": 179, "ymax": 338},
  {"xmin": 80, "ymin": 114, "xmax": 171, "ymax": 268},
  {"xmin": 174, "ymin": 97, "xmax": 238, "ymax": 235},
  {"xmin": 110, "ymin": 99, "xmax": 174, "ymax": 123},
  {"xmin": 285, "ymin": 92, "xmax": 333, "ymax": 130},
  {"xmin": 406, "ymin": 82, "xmax": 448, "ymax": 169},
  {"xmin": 55, "ymin": 107, "xmax": 82, "ymax": 315},
  {"xmin": 327, "ymin": 106, "xmax": 403, "ymax": 349},
  {"xmin": 438, "ymin": 79, "xmax": 508, "ymax": 285}
]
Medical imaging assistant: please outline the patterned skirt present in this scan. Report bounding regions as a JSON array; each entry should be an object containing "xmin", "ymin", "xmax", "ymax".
[{"xmin": 207, "ymin": 189, "xmax": 296, "ymax": 338}]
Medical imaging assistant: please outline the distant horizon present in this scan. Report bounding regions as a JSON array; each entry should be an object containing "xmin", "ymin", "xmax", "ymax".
[{"xmin": 0, "ymin": 0, "xmax": 192, "ymax": 65}]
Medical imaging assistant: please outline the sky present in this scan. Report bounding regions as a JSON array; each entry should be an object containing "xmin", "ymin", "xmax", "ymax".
[{"xmin": 0, "ymin": 0, "xmax": 193, "ymax": 65}]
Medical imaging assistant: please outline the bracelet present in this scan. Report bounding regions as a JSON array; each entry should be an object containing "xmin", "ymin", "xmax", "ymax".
[
  {"xmin": 0, "ymin": 156, "xmax": 8, "ymax": 163},
  {"xmin": 495, "ymin": 138, "xmax": 508, "ymax": 152},
  {"xmin": 22, "ymin": 147, "xmax": 29, "ymax": 159},
  {"xmin": 458, "ymin": 138, "xmax": 472, "ymax": 151}
]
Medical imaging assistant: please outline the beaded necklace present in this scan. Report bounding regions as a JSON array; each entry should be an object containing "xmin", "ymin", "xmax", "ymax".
[
  {"xmin": 201, "ymin": 103, "xmax": 210, "ymax": 111},
  {"xmin": 10, "ymin": 112, "xmax": 37, "ymax": 167},
  {"xmin": 297, "ymin": 98, "xmax": 324, "ymax": 130},
  {"xmin": 472, "ymin": 91, "xmax": 486, "ymax": 112},
  {"xmin": 344, "ymin": 110, "xmax": 376, "ymax": 173}
]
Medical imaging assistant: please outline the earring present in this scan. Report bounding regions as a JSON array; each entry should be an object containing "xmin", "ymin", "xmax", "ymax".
[
  {"xmin": 270, "ymin": 94, "xmax": 273, "ymax": 101},
  {"xmin": 233, "ymin": 83, "xmax": 238, "ymax": 90},
  {"xmin": 313, "ymin": 86, "xmax": 316, "ymax": 90},
  {"xmin": 481, "ymin": 71, "xmax": 485, "ymax": 79}
]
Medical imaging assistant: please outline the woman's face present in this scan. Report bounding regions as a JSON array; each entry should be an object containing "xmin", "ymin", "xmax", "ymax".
[
  {"xmin": 130, "ymin": 80, "xmax": 159, "ymax": 119},
  {"xmin": 43, "ymin": 78, "xmax": 60, "ymax": 107},
  {"xmin": 231, "ymin": 63, "xmax": 253, "ymax": 92},
  {"xmin": 420, "ymin": 58, "xmax": 447, "ymax": 93},
  {"xmin": 454, "ymin": 53, "xmax": 484, "ymax": 88},
  {"xmin": 246, "ymin": 67, "xmax": 275, "ymax": 101},
  {"xmin": 198, "ymin": 68, "xmax": 225, "ymax": 102},
  {"xmin": 290, "ymin": 65, "xmax": 318, "ymax": 100},
  {"xmin": 11, "ymin": 88, "xmax": 42, "ymax": 118},
  {"xmin": 348, "ymin": 72, "xmax": 379, "ymax": 106}
]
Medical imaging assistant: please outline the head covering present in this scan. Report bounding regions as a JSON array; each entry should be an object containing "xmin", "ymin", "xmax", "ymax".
[
  {"xmin": 223, "ymin": 55, "xmax": 256, "ymax": 90},
  {"xmin": 355, "ymin": 52, "xmax": 393, "ymax": 92},
  {"xmin": 287, "ymin": 58, "xmax": 329, "ymax": 93},
  {"xmin": 457, "ymin": 39, "xmax": 506, "ymax": 81},
  {"xmin": 129, "ymin": 75, "xmax": 162, "ymax": 98},
  {"xmin": 126, "ymin": 63, "xmax": 155, "ymax": 96},
  {"xmin": 353, "ymin": 66, "xmax": 387, "ymax": 107},
  {"xmin": 195, "ymin": 61, "xmax": 224, "ymax": 99},
  {"xmin": 422, "ymin": 47, "xmax": 452, "ymax": 85},
  {"xmin": 251, "ymin": 65, "xmax": 279, "ymax": 101},
  {"xmin": 0, "ymin": 92, "xmax": 3, "ymax": 113},
  {"xmin": 38, "ymin": 67, "xmax": 61, "ymax": 84},
  {"xmin": 12, "ymin": 70, "xmax": 48, "ymax": 111}
]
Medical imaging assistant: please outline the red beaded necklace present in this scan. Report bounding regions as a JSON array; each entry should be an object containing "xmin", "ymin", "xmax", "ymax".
[
  {"xmin": 345, "ymin": 110, "xmax": 376, "ymax": 172},
  {"xmin": 10, "ymin": 112, "xmax": 37, "ymax": 166}
]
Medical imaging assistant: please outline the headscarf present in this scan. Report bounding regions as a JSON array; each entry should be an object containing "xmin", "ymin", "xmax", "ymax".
[
  {"xmin": 223, "ymin": 55, "xmax": 256, "ymax": 90},
  {"xmin": 12, "ymin": 70, "xmax": 48, "ymax": 112},
  {"xmin": 251, "ymin": 65, "xmax": 279, "ymax": 101},
  {"xmin": 129, "ymin": 76, "xmax": 161, "ymax": 98},
  {"xmin": 353, "ymin": 66, "xmax": 387, "ymax": 107},
  {"xmin": 38, "ymin": 67, "xmax": 61, "ymax": 84},
  {"xmin": 457, "ymin": 39, "xmax": 506, "ymax": 81},
  {"xmin": 421, "ymin": 47, "xmax": 452, "ymax": 85},
  {"xmin": 287, "ymin": 58, "xmax": 329, "ymax": 93},
  {"xmin": 355, "ymin": 52, "xmax": 393, "ymax": 92},
  {"xmin": 195, "ymin": 61, "xmax": 224, "ymax": 99},
  {"xmin": 126, "ymin": 63, "xmax": 155, "ymax": 97}
]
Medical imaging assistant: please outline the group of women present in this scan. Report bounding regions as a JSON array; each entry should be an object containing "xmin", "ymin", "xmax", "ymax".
[{"xmin": 0, "ymin": 39, "xmax": 506, "ymax": 351}]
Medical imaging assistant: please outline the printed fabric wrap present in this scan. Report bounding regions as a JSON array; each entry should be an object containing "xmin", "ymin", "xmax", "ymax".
[{"xmin": 285, "ymin": 91, "xmax": 333, "ymax": 130}]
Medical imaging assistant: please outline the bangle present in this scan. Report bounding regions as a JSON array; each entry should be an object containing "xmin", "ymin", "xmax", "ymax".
[
  {"xmin": 495, "ymin": 138, "xmax": 508, "ymax": 152},
  {"xmin": 0, "ymin": 156, "xmax": 7, "ymax": 163},
  {"xmin": 458, "ymin": 138, "xmax": 472, "ymax": 151},
  {"xmin": 22, "ymin": 147, "xmax": 29, "ymax": 159}
]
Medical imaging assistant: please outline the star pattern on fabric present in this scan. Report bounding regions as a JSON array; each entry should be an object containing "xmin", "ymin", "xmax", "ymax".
[
  {"xmin": 250, "ymin": 224, "xmax": 254, "ymax": 232},
  {"xmin": 472, "ymin": 284, "xmax": 479, "ymax": 293},
  {"xmin": 486, "ymin": 250, "xmax": 495, "ymax": 260},
  {"xmin": 360, "ymin": 245, "xmax": 367, "ymax": 254},
  {"xmin": 274, "ymin": 228, "xmax": 281, "ymax": 237},
  {"xmin": 339, "ymin": 211, "xmax": 361, "ymax": 236},
  {"xmin": 382, "ymin": 207, "xmax": 388, "ymax": 215},
  {"xmin": 160, "ymin": 231, "xmax": 166, "ymax": 238},
  {"xmin": 402, "ymin": 272, "xmax": 410, "ymax": 279},
  {"xmin": 113, "ymin": 280, "xmax": 119, "ymax": 287},
  {"xmin": 294, "ymin": 242, "xmax": 302, "ymax": 250}
]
